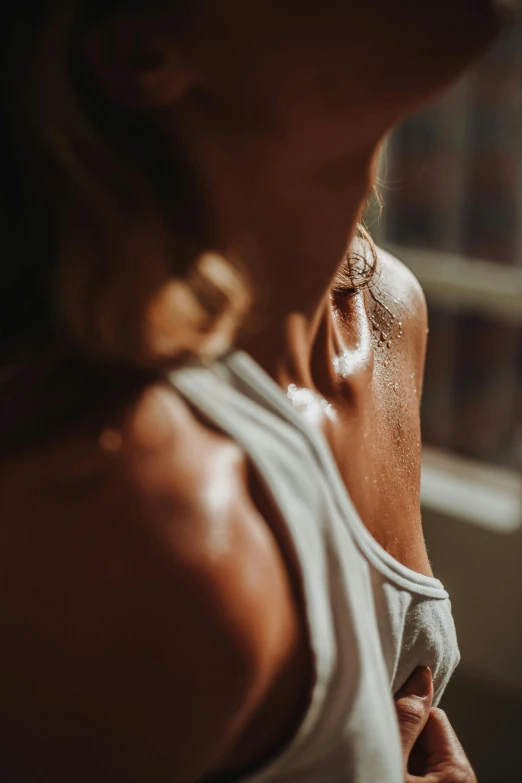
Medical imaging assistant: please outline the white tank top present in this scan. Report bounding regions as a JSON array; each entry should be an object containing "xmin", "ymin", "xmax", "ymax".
[{"xmin": 170, "ymin": 350, "xmax": 460, "ymax": 783}]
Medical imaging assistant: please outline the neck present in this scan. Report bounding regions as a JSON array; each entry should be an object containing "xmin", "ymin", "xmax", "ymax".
[
  {"xmin": 239, "ymin": 309, "xmax": 324, "ymax": 383},
  {"xmin": 176, "ymin": 101, "xmax": 381, "ymax": 374},
  {"xmin": 235, "ymin": 159, "xmax": 375, "ymax": 377}
]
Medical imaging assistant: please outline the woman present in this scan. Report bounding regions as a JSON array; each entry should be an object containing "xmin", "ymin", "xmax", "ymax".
[{"xmin": 0, "ymin": 1, "xmax": 505, "ymax": 781}]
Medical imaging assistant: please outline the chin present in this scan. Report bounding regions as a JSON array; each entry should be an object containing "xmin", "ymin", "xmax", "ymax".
[{"xmin": 370, "ymin": 0, "xmax": 504, "ymax": 105}]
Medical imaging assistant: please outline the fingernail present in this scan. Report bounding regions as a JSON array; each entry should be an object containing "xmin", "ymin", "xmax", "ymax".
[{"xmin": 401, "ymin": 666, "xmax": 432, "ymax": 698}]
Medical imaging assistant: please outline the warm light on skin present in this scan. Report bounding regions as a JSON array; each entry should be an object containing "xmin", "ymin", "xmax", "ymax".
[
  {"xmin": 332, "ymin": 296, "xmax": 374, "ymax": 381},
  {"xmin": 286, "ymin": 383, "xmax": 337, "ymax": 424}
]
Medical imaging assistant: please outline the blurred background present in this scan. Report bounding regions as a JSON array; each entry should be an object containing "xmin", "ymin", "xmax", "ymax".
[{"xmin": 377, "ymin": 14, "xmax": 522, "ymax": 781}]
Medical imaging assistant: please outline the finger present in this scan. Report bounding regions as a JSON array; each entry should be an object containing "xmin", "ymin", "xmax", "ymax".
[
  {"xmin": 395, "ymin": 667, "xmax": 434, "ymax": 760},
  {"xmin": 417, "ymin": 708, "xmax": 475, "ymax": 776}
]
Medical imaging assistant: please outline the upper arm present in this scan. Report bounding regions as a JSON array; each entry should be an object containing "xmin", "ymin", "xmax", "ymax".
[
  {"xmin": 1, "ymin": 386, "xmax": 301, "ymax": 782},
  {"xmin": 90, "ymin": 388, "xmax": 302, "ymax": 780}
]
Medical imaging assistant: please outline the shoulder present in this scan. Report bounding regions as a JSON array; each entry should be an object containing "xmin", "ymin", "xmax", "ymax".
[
  {"xmin": 0, "ymin": 382, "xmax": 300, "ymax": 780},
  {"xmin": 372, "ymin": 245, "xmax": 428, "ymax": 328},
  {"xmin": 116, "ymin": 388, "xmax": 299, "ymax": 776},
  {"xmin": 369, "ymin": 246, "xmax": 428, "ymax": 377}
]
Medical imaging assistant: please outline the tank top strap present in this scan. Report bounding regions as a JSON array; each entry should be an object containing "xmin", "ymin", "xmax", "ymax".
[
  {"xmin": 168, "ymin": 355, "xmax": 344, "ymax": 777},
  {"xmin": 222, "ymin": 352, "xmax": 449, "ymax": 598}
]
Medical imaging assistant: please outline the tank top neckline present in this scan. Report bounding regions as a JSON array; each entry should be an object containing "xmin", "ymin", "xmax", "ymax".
[
  {"xmin": 168, "ymin": 348, "xmax": 454, "ymax": 782},
  {"xmin": 221, "ymin": 350, "xmax": 449, "ymax": 600}
]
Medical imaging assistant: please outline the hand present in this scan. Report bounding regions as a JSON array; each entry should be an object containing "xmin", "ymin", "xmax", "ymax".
[{"xmin": 395, "ymin": 667, "xmax": 477, "ymax": 782}]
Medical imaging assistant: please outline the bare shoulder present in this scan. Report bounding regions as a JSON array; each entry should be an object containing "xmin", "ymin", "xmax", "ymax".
[
  {"xmin": 372, "ymin": 246, "xmax": 427, "ymax": 329},
  {"xmin": 115, "ymin": 381, "xmax": 249, "ymax": 530},
  {"xmin": 0, "ymin": 382, "xmax": 300, "ymax": 781},
  {"xmin": 368, "ymin": 246, "xmax": 428, "ymax": 381}
]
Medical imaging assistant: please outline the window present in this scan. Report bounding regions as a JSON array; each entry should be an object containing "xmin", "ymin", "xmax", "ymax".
[{"xmin": 380, "ymin": 19, "xmax": 522, "ymax": 479}]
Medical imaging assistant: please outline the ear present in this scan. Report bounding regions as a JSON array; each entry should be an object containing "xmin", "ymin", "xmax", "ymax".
[{"xmin": 83, "ymin": 13, "xmax": 198, "ymax": 109}]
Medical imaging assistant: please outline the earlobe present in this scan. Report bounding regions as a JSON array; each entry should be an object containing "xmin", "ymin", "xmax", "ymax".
[{"xmin": 83, "ymin": 14, "xmax": 197, "ymax": 109}]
